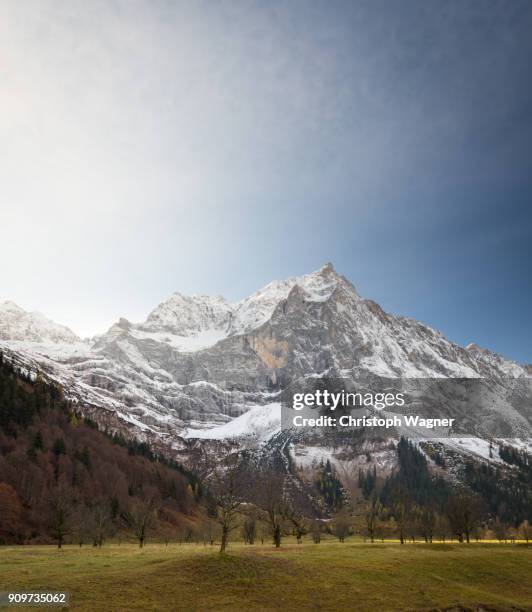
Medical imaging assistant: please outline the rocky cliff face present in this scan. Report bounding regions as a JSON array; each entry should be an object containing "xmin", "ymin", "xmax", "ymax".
[{"xmin": 0, "ymin": 264, "xmax": 530, "ymax": 450}]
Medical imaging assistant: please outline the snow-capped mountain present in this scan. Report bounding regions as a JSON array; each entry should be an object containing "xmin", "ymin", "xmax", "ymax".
[
  {"xmin": 142, "ymin": 293, "xmax": 233, "ymax": 338},
  {"xmin": 0, "ymin": 300, "xmax": 79, "ymax": 344},
  {"xmin": 0, "ymin": 264, "xmax": 530, "ymax": 452}
]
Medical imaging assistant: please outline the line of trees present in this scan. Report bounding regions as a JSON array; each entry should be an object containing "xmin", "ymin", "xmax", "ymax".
[{"xmin": 193, "ymin": 435, "xmax": 532, "ymax": 550}]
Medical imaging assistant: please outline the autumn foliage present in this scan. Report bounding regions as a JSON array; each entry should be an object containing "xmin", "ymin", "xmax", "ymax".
[{"xmin": 0, "ymin": 353, "xmax": 199, "ymax": 544}]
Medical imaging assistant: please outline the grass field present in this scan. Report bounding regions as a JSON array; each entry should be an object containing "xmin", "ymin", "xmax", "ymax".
[{"xmin": 0, "ymin": 540, "xmax": 531, "ymax": 611}]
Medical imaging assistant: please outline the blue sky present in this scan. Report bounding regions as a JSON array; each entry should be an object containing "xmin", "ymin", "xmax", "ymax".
[{"xmin": 1, "ymin": 0, "xmax": 531, "ymax": 361}]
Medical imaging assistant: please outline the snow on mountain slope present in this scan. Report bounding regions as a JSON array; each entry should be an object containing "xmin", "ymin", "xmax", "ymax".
[
  {"xmin": 230, "ymin": 263, "xmax": 338, "ymax": 334},
  {"xmin": 3, "ymin": 340, "xmax": 93, "ymax": 360},
  {"xmin": 101, "ymin": 263, "xmax": 340, "ymax": 347},
  {"xmin": 465, "ymin": 342, "xmax": 525, "ymax": 377},
  {"xmin": 185, "ymin": 403, "xmax": 281, "ymax": 441},
  {"xmin": 129, "ymin": 328, "xmax": 229, "ymax": 352},
  {"xmin": 0, "ymin": 301, "xmax": 79, "ymax": 343},
  {"xmin": 427, "ymin": 437, "xmax": 504, "ymax": 463},
  {"xmin": 143, "ymin": 293, "xmax": 233, "ymax": 336},
  {"xmin": 0, "ymin": 264, "xmax": 530, "ymax": 451}
]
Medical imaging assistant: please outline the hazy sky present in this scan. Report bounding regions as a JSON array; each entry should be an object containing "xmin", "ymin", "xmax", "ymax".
[{"xmin": 1, "ymin": 0, "xmax": 531, "ymax": 361}]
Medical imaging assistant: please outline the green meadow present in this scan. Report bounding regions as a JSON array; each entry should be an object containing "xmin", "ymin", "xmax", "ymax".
[{"xmin": 0, "ymin": 540, "xmax": 530, "ymax": 611}]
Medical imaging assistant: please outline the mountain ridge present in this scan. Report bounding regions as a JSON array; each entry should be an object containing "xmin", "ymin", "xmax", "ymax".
[
  {"xmin": 0, "ymin": 264, "xmax": 530, "ymax": 452},
  {"xmin": 0, "ymin": 300, "xmax": 80, "ymax": 344}
]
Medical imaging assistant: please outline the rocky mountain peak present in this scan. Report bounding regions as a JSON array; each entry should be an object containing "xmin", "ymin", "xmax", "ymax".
[
  {"xmin": 0, "ymin": 300, "xmax": 24, "ymax": 313},
  {"xmin": 1, "ymin": 264, "xmax": 530, "ymax": 447},
  {"xmin": 0, "ymin": 301, "xmax": 79, "ymax": 344},
  {"xmin": 143, "ymin": 293, "xmax": 233, "ymax": 336},
  {"xmin": 317, "ymin": 261, "xmax": 335, "ymax": 275}
]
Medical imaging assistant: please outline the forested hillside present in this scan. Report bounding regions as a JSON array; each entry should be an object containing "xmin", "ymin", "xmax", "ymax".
[
  {"xmin": 352, "ymin": 437, "xmax": 532, "ymax": 543},
  {"xmin": 0, "ymin": 353, "xmax": 200, "ymax": 545}
]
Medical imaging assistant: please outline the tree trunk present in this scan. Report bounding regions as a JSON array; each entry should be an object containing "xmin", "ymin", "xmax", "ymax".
[
  {"xmin": 273, "ymin": 525, "xmax": 281, "ymax": 548},
  {"xmin": 220, "ymin": 527, "xmax": 228, "ymax": 553}
]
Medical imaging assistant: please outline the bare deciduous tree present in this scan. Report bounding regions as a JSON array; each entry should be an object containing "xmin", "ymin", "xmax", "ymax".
[
  {"xmin": 125, "ymin": 498, "xmax": 158, "ymax": 548},
  {"xmin": 365, "ymin": 494, "xmax": 382, "ymax": 543},
  {"xmin": 310, "ymin": 520, "xmax": 321, "ymax": 544},
  {"xmin": 332, "ymin": 511, "xmax": 351, "ymax": 542},
  {"xmin": 254, "ymin": 470, "xmax": 286, "ymax": 548},
  {"xmin": 48, "ymin": 483, "xmax": 73, "ymax": 549},
  {"xmin": 208, "ymin": 457, "xmax": 246, "ymax": 553},
  {"xmin": 436, "ymin": 513, "xmax": 450, "ymax": 542},
  {"xmin": 493, "ymin": 517, "xmax": 509, "ymax": 542},
  {"xmin": 446, "ymin": 493, "xmax": 481, "ymax": 543},
  {"xmin": 420, "ymin": 506, "xmax": 436, "ymax": 543},
  {"xmin": 519, "ymin": 519, "xmax": 531, "ymax": 542},
  {"xmin": 242, "ymin": 516, "xmax": 257, "ymax": 544},
  {"xmin": 71, "ymin": 505, "xmax": 91, "ymax": 547},
  {"xmin": 392, "ymin": 494, "xmax": 409, "ymax": 545},
  {"xmin": 89, "ymin": 500, "xmax": 113, "ymax": 547}
]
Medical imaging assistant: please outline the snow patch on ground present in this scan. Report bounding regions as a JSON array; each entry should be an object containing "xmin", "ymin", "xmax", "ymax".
[
  {"xmin": 292, "ymin": 445, "xmax": 340, "ymax": 469},
  {"xmin": 426, "ymin": 436, "xmax": 532, "ymax": 463},
  {"xmin": 184, "ymin": 403, "xmax": 281, "ymax": 440},
  {"xmin": 429, "ymin": 437, "xmax": 504, "ymax": 463},
  {"xmin": 499, "ymin": 438, "xmax": 532, "ymax": 454},
  {"xmin": 2, "ymin": 340, "xmax": 94, "ymax": 360},
  {"xmin": 292, "ymin": 443, "xmax": 397, "ymax": 473},
  {"xmin": 130, "ymin": 328, "xmax": 228, "ymax": 352}
]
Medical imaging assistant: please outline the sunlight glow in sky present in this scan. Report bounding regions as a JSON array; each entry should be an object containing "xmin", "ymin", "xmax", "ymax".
[{"xmin": 1, "ymin": 1, "xmax": 531, "ymax": 361}]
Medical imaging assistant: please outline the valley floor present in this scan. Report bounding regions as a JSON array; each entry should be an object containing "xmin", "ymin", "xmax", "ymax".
[{"xmin": 0, "ymin": 540, "xmax": 531, "ymax": 611}]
